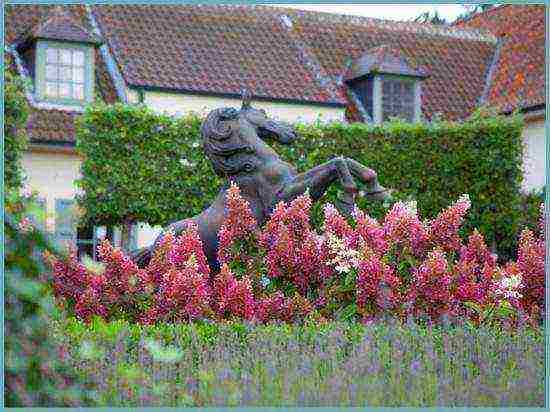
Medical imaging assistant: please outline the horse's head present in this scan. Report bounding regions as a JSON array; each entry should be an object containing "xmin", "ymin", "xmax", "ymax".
[
  {"xmin": 239, "ymin": 90, "xmax": 297, "ymax": 144},
  {"xmin": 201, "ymin": 91, "xmax": 297, "ymax": 176}
]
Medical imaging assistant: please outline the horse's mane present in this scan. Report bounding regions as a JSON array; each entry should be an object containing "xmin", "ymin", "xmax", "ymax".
[{"xmin": 201, "ymin": 107, "xmax": 256, "ymax": 176}]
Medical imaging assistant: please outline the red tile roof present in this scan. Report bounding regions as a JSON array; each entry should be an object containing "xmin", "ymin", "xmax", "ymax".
[
  {"xmin": 91, "ymin": 5, "xmax": 347, "ymax": 106},
  {"xmin": 289, "ymin": 8, "xmax": 498, "ymax": 121},
  {"xmin": 90, "ymin": 5, "xmax": 500, "ymax": 120},
  {"xmin": 455, "ymin": 5, "xmax": 545, "ymax": 113},
  {"xmin": 4, "ymin": 4, "xmax": 544, "ymax": 145}
]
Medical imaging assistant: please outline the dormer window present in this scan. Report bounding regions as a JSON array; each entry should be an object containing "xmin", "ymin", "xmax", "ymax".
[
  {"xmin": 344, "ymin": 45, "xmax": 428, "ymax": 124},
  {"xmin": 381, "ymin": 76, "xmax": 415, "ymax": 122},
  {"xmin": 37, "ymin": 41, "xmax": 94, "ymax": 103},
  {"xmin": 16, "ymin": 6, "xmax": 101, "ymax": 107}
]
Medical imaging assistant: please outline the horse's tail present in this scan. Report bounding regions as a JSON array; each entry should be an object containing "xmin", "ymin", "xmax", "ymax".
[{"xmin": 130, "ymin": 246, "xmax": 152, "ymax": 268}]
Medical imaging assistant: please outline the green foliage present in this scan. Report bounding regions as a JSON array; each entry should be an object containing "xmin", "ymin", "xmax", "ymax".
[
  {"xmin": 76, "ymin": 103, "xmax": 524, "ymax": 258},
  {"xmin": 519, "ymin": 186, "xmax": 546, "ymax": 236},
  {"xmin": 4, "ymin": 65, "xmax": 30, "ymax": 191},
  {"xmin": 4, "ymin": 194, "xmax": 85, "ymax": 406},
  {"xmin": 75, "ymin": 102, "xmax": 220, "ymax": 227}
]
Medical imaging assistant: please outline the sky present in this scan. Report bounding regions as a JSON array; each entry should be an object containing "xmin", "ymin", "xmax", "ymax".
[{"xmin": 271, "ymin": 4, "xmax": 469, "ymax": 22}]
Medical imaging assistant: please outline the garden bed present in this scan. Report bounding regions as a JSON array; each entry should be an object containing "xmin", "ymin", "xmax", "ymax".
[{"xmin": 52, "ymin": 317, "xmax": 544, "ymax": 407}]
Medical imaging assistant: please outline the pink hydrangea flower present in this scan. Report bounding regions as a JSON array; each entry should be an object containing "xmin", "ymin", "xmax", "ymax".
[
  {"xmin": 427, "ymin": 194, "xmax": 471, "ymax": 253},
  {"xmin": 217, "ymin": 182, "xmax": 258, "ymax": 265},
  {"xmin": 213, "ymin": 264, "xmax": 255, "ymax": 320},
  {"xmin": 383, "ymin": 201, "xmax": 428, "ymax": 257}
]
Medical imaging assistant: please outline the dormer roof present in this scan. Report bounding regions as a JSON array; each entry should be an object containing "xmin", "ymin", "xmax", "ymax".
[
  {"xmin": 28, "ymin": 5, "xmax": 102, "ymax": 45},
  {"xmin": 344, "ymin": 45, "xmax": 429, "ymax": 82}
]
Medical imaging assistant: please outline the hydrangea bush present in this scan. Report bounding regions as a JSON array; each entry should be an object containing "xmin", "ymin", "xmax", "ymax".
[{"xmin": 44, "ymin": 183, "xmax": 546, "ymax": 326}]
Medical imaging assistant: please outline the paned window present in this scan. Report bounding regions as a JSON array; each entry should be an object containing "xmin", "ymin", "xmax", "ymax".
[
  {"xmin": 381, "ymin": 79, "xmax": 415, "ymax": 122},
  {"xmin": 36, "ymin": 41, "xmax": 93, "ymax": 104}
]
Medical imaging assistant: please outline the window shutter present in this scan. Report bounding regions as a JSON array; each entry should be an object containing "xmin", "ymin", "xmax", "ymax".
[{"xmin": 55, "ymin": 198, "xmax": 77, "ymax": 246}]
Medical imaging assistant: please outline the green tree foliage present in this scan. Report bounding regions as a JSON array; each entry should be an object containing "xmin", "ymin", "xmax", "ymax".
[
  {"xmin": 413, "ymin": 10, "xmax": 448, "ymax": 25},
  {"xmin": 4, "ymin": 64, "xmax": 30, "ymax": 191},
  {"xmin": 76, "ymin": 103, "xmax": 525, "ymax": 258},
  {"xmin": 454, "ymin": 4, "xmax": 496, "ymax": 23}
]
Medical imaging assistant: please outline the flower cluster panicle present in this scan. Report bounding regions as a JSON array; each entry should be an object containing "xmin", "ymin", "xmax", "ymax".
[
  {"xmin": 150, "ymin": 258, "xmax": 212, "ymax": 323},
  {"xmin": 408, "ymin": 248, "xmax": 453, "ymax": 320},
  {"xmin": 323, "ymin": 203, "xmax": 353, "ymax": 239},
  {"xmin": 383, "ymin": 201, "xmax": 428, "ymax": 256},
  {"xmin": 356, "ymin": 250, "xmax": 401, "ymax": 317},
  {"xmin": 453, "ymin": 230, "xmax": 497, "ymax": 305},
  {"xmin": 213, "ymin": 264, "xmax": 255, "ymax": 320},
  {"xmin": 167, "ymin": 223, "xmax": 210, "ymax": 277},
  {"xmin": 325, "ymin": 234, "xmax": 360, "ymax": 274},
  {"xmin": 351, "ymin": 207, "xmax": 388, "ymax": 255},
  {"xmin": 217, "ymin": 182, "xmax": 258, "ymax": 265},
  {"xmin": 146, "ymin": 230, "xmax": 176, "ymax": 285},
  {"xmin": 262, "ymin": 194, "xmax": 329, "ymax": 292},
  {"xmin": 427, "ymin": 194, "xmax": 471, "ymax": 252},
  {"xmin": 516, "ymin": 228, "xmax": 545, "ymax": 313},
  {"xmin": 74, "ymin": 286, "xmax": 108, "ymax": 321},
  {"xmin": 255, "ymin": 291, "xmax": 293, "ymax": 323},
  {"xmin": 97, "ymin": 239, "xmax": 145, "ymax": 298},
  {"xmin": 492, "ymin": 262, "xmax": 523, "ymax": 306},
  {"xmin": 43, "ymin": 248, "xmax": 89, "ymax": 305}
]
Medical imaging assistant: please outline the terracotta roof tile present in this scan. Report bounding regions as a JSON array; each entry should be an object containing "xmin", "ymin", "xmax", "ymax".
[
  {"xmin": 455, "ymin": 5, "xmax": 545, "ymax": 112},
  {"xmin": 344, "ymin": 44, "xmax": 429, "ymax": 81},
  {"xmin": 27, "ymin": 107, "xmax": 78, "ymax": 144}
]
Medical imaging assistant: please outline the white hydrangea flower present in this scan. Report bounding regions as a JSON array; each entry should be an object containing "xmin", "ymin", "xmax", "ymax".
[{"xmin": 325, "ymin": 234, "xmax": 360, "ymax": 274}]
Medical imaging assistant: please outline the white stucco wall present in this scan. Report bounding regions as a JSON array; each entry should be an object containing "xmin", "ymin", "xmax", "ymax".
[
  {"xmin": 521, "ymin": 118, "xmax": 546, "ymax": 193},
  {"xmin": 21, "ymin": 149, "xmax": 82, "ymax": 232},
  {"xmin": 131, "ymin": 89, "xmax": 346, "ymax": 124}
]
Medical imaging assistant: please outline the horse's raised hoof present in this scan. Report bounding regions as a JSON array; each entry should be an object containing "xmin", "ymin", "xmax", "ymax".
[{"xmin": 363, "ymin": 187, "xmax": 393, "ymax": 202}]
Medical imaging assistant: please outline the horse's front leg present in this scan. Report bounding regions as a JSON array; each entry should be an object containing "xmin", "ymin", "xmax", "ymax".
[
  {"xmin": 345, "ymin": 158, "xmax": 392, "ymax": 201},
  {"xmin": 276, "ymin": 157, "xmax": 358, "ymax": 214}
]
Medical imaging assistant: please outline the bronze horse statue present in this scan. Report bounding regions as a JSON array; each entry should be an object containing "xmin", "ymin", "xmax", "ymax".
[{"xmin": 133, "ymin": 92, "xmax": 391, "ymax": 273}]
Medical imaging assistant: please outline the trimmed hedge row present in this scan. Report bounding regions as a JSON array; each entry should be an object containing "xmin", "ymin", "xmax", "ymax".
[{"xmin": 76, "ymin": 103, "xmax": 525, "ymax": 258}]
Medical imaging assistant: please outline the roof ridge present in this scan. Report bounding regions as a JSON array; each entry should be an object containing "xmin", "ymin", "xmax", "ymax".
[
  {"xmin": 453, "ymin": 4, "xmax": 513, "ymax": 26},
  {"xmin": 263, "ymin": 5, "xmax": 497, "ymax": 43}
]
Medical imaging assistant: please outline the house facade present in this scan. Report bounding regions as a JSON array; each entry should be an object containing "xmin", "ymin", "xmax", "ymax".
[{"xmin": 5, "ymin": 4, "xmax": 546, "ymax": 255}]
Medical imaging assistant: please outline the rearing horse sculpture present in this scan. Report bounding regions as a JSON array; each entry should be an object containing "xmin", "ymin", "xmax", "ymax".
[{"xmin": 133, "ymin": 91, "xmax": 391, "ymax": 273}]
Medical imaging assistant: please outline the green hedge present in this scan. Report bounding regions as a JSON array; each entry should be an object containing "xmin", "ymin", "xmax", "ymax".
[
  {"xmin": 76, "ymin": 103, "xmax": 525, "ymax": 258},
  {"xmin": 4, "ymin": 65, "xmax": 30, "ymax": 192}
]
